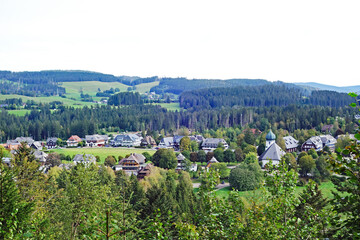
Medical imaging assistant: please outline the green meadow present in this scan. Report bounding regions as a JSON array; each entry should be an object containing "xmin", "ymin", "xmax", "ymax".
[{"xmin": 49, "ymin": 147, "xmax": 156, "ymax": 163}]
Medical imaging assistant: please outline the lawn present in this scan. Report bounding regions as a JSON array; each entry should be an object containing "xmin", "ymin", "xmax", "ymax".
[
  {"xmin": 0, "ymin": 94, "xmax": 96, "ymax": 107},
  {"xmin": 206, "ymin": 181, "xmax": 337, "ymax": 200},
  {"xmin": 60, "ymin": 81, "xmax": 130, "ymax": 100},
  {"xmin": 154, "ymin": 102, "xmax": 182, "ymax": 111},
  {"xmin": 135, "ymin": 81, "xmax": 159, "ymax": 93},
  {"xmin": 49, "ymin": 147, "xmax": 156, "ymax": 163},
  {"xmin": 6, "ymin": 109, "xmax": 32, "ymax": 116}
]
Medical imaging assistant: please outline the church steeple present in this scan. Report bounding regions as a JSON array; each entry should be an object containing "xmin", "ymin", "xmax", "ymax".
[{"xmin": 265, "ymin": 129, "xmax": 276, "ymax": 150}]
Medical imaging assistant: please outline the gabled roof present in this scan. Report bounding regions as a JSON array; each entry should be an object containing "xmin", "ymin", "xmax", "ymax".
[
  {"xmin": 283, "ymin": 136, "xmax": 299, "ymax": 149},
  {"xmin": 31, "ymin": 141, "xmax": 43, "ymax": 150},
  {"xmin": 47, "ymin": 137, "xmax": 58, "ymax": 143},
  {"xmin": 34, "ymin": 150, "xmax": 48, "ymax": 162},
  {"xmin": 73, "ymin": 154, "xmax": 96, "ymax": 163},
  {"xmin": 114, "ymin": 134, "xmax": 140, "ymax": 142},
  {"xmin": 67, "ymin": 135, "xmax": 82, "ymax": 142},
  {"xmin": 177, "ymin": 153, "xmax": 186, "ymax": 161},
  {"xmin": 259, "ymin": 143, "xmax": 285, "ymax": 162},
  {"xmin": 303, "ymin": 136, "xmax": 323, "ymax": 149},
  {"xmin": 208, "ymin": 157, "xmax": 218, "ymax": 163},
  {"xmin": 319, "ymin": 135, "xmax": 337, "ymax": 145},
  {"xmin": 15, "ymin": 137, "xmax": 34, "ymax": 145},
  {"xmin": 159, "ymin": 137, "xmax": 174, "ymax": 147},
  {"xmin": 202, "ymin": 138, "xmax": 226, "ymax": 146},
  {"xmin": 85, "ymin": 134, "xmax": 108, "ymax": 141}
]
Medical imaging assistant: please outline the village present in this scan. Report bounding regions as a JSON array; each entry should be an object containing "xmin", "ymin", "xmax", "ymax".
[{"xmin": 2, "ymin": 124, "xmax": 357, "ymax": 183}]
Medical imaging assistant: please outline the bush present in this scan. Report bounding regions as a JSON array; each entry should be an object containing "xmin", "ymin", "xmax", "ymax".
[{"xmin": 229, "ymin": 168, "xmax": 256, "ymax": 191}]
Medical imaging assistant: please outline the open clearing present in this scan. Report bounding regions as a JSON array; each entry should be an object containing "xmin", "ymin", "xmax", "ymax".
[{"xmin": 50, "ymin": 147, "xmax": 156, "ymax": 163}]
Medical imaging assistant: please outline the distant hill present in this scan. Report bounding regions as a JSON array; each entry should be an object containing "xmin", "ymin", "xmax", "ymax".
[
  {"xmin": 294, "ymin": 82, "xmax": 360, "ymax": 93},
  {"xmin": 150, "ymin": 78, "xmax": 310, "ymax": 95}
]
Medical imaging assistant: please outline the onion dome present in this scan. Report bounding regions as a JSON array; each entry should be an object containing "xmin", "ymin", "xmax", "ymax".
[{"xmin": 266, "ymin": 130, "xmax": 276, "ymax": 141}]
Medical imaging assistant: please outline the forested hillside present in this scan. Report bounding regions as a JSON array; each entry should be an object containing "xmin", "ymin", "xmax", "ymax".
[
  {"xmin": 0, "ymin": 104, "xmax": 357, "ymax": 140},
  {"xmin": 179, "ymin": 85, "xmax": 353, "ymax": 110}
]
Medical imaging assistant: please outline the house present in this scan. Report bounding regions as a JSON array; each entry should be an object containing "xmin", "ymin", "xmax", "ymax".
[
  {"xmin": 85, "ymin": 134, "xmax": 108, "ymax": 147},
  {"xmin": 173, "ymin": 135, "xmax": 184, "ymax": 150},
  {"xmin": 15, "ymin": 137, "xmax": 34, "ymax": 146},
  {"xmin": 73, "ymin": 154, "xmax": 96, "ymax": 164},
  {"xmin": 283, "ymin": 136, "xmax": 299, "ymax": 153},
  {"xmin": 301, "ymin": 136, "xmax": 323, "ymax": 152},
  {"xmin": 31, "ymin": 141, "xmax": 43, "ymax": 150},
  {"xmin": 5, "ymin": 140, "xmax": 21, "ymax": 150},
  {"xmin": 137, "ymin": 164, "xmax": 153, "ymax": 179},
  {"xmin": 176, "ymin": 153, "xmax": 187, "ymax": 171},
  {"xmin": 190, "ymin": 163, "xmax": 198, "ymax": 172},
  {"xmin": 115, "ymin": 153, "xmax": 146, "ymax": 175},
  {"xmin": 189, "ymin": 135, "xmax": 206, "ymax": 143},
  {"xmin": 206, "ymin": 156, "xmax": 219, "ymax": 168},
  {"xmin": 158, "ymin": 137, "xmax": 175, "ymax": 148},
  {"xmin": 141, "ymin": 136, "xmax": 157, "ymax": 147},
  {"xmin": 321, "ymin": 124, "xmax": 334, "ymax": 133},
  {"xmin": 66, "ymin": 135, "xmax": 82, "ymax": 147},
  {"xmin": 34, "ymin": 150, "xmax": 48, "ymax": 165},
  {"xmin": 201, "ymin": 138, "xmax": 228, "ymax": 152},
  {"xmin": 46, "ymin": 137, "xmax": 58, "ymax": 149},
  {"xmin": 259, "ymin": 142, "xmax": 286, "ymax": 168},
  {"xmin": 319, "ymin": 135, "xmax": 337, "ymax": 151},
  {"xmin": 111, "ymin": 134, "xmax": 142, "ymax": 147}
]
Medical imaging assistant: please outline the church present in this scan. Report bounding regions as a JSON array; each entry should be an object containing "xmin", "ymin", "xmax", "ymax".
[{"xmin": 259, "ymin": 130, "xmax": 286, "ymax": 168}]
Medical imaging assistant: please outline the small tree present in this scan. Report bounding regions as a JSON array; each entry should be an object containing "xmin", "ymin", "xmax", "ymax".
[
  {"xmin": 104, "ymin": 156, "xmax": 116, "ymax": 167},
  {"xmin": 299, "ymin": 155, "xmax": 316, "ymax": 177},
  {"xmin": 229, "ymin": 168, "xmax": 256, "ymax": 191}
]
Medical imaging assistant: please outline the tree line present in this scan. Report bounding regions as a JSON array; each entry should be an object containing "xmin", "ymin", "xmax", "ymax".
[
  {"xmin": 0, "ymin": 104, "xmax": 357, "ymax": 141},
  {"xmin": 179, "ymin": 85, "xmax": 353, "ymax": 110}
]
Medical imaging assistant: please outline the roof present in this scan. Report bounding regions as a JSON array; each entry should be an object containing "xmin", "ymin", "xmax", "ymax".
[
  {"xmin": 303, "ymin": 136, "xmax": 323, "ymax": 149},
  {"xmin": 259, "ymin": 143, "xmax": 285, "ymax": 161},
  {"xmin": 283, "ymin": 136, "xmax": 299, "ymax": 149},
  {"xmin": 201, "ymin": 138, "xmax": 226, "ymax": 146},
  {"xmin": 67, "ymin": 135, "xmax": 82, "ymax": 142},
  {"xmin": 177, "ymin": 153, "xmax": 186, "ymax": 161},
  {"xmin": 159, "ymin": 137, "xmax": 174, "ymax": 147},
  {"xmin": 34, "ymin": 150, "xmax": 48, "ymax": 162},
  {"xmin": 15, "ymin": 137, "xmax": 34, "ymax": 145},
  {"xmin": 208, "ymin": 157, "xmax": 218, "ymax": 163},
  {"xmin": 319, "ymin": 135, "xmax": 337, "ymax": 145},
  {"xmin": 85, "ymin": 134, "xmax": 108, "ymax": 141},
  {"xmin": 31, "ymin": 141, "xmax": 43, "ymax": 149},
  {"xmin": 321, "ymin": 124, "xmax": 334, "ymax": 132},
  {"xmin": 173, "ymin": 135, "xmax": 184, "ymax": 144},
  {"xmin": 47, "ymin": 137, "xmax": 58, "ymax": 143},
  {"xmin": 114, "ymin": 134, "xmax": 140, "ymax": 143},
  {"xmin": 266, "ymin": 130, "xmax": 276, "ymax": 141},
  {"xmin": 119, "ymin": 153, "xmax": 146, "ymax": 165},
  {"xmin": 73, "ymin": 154, "xmax": 96, "ymax": 163}
]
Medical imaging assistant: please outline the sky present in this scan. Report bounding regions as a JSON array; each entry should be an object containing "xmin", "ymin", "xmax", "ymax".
[{"xmin": 1, "ymin": 0, "xmax": 360, "ymax": 86}]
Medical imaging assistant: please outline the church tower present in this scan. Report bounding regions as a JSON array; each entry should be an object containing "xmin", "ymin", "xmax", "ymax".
[{"xmin": 265, "ymin": 129, "xmax": 276, "ymax": 150}]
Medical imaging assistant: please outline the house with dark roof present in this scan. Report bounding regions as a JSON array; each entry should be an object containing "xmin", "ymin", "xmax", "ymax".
[
  {"xmin": 283, "ymin": 136, "xmax": 299, "ymax": 153},
  {"xmin": 301, "ymin": 136, "xmax": 323, "ymax": 152},
  {"xmin": 176, "ymin": 153, "xmax": 187, "ymax": 171},
  {"xmin": 201, "ymin": 138, "xmax": 228, "ymax": 152},
  {"xmin": 141, "ymin": 136, "xmax": 157, "ymax": 147},
  {"xmin": 321, "ymin": 124, "xmax": 334, "ymax": 133},
  {"xmin": 46, "ymin": 137, "xmax": 58, "ymax": 149},
  {"xmin": 137, "ymin": 164, "xmax": 153, "ymax": 179},
  {"xmin": 114, "ymin": 153, "xmax": 146, "ymax": 175},
  {"xmin": 259, "ymin": 142, "xmax": 286, "ymax": 168}
]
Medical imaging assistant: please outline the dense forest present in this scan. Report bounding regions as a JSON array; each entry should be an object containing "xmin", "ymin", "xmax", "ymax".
[
  {"xmin": 0, "ymin": 79, "xmax": 65, "ymax": 97},
  {"xmin": 1, "ymin": 136, "xmax": 359, "ymax": 239},
  {"xmin": 179, "ymin": 85, "xmax": 353, "ymax": 110},
  {"xmin": 0, "ymin": 70, "xmax": 156, "ymax": 86},
  {"xmin": 0, "ymin": 104, "xmax": 357, "ymax": 141},
  {"xmin": 108, "ymin": 92, "xmax": 143, "ymax": 106},
  {"xmin": 150, "ymin": 77, "xmax": 309, "ymax": 95}
]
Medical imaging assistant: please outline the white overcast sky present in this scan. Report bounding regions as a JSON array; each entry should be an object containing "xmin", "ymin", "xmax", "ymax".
[{"xmin": 1, "ymin": 0, "xmax": 360, "ymax": 86}]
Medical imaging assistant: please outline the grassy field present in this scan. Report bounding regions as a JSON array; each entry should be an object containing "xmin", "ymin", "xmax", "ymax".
[
  {"xmin": 154, "ymin": 102, "xmax": 182, "ymax": 111},
  {"xmin": 60, "ymin": 81, "xmax": 130, "ymax": 100},
  {"xmin": 134, "ymin": 81, "xmax": 159, "ymax": 93},
  {"xmin": 0, "ymin": 94, "xmax": 96, "ymax": 107},
  {"xmin": 6, "ymin": 109, "xmax": 32, "ymax": 116},
  {"xmin": 49, "ymin": 147, "xmax": 156, "ymax": 163},
  {"xmin": 213, "ymin": 181, "xmax": 337, "ymax": 200}
]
